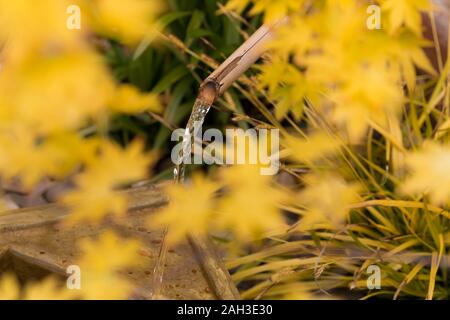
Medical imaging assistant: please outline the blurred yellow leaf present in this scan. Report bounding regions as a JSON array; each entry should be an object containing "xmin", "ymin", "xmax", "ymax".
[
  {"xmin": 150, "ymin": 173, "xmax": 221, "ymax": 243},
  {"xmin": 77, "ymin": 231, "xmax": 141, "ymax": 300},
  {"xmin": 401, "ymin": 141, "xmax": 450, "ymax": 205},
  {"xmin": 0, "ymin": 274, "xmax": 20, "ymax": 300},
  {"xmin": 284, "ymin": 133, "xmax": 341, "ymax": 165},
  {"xmin": 297, "ymin": 173, "xmax": 360, "ymax": 230},
  {"xmin": 110, "ymin": 84, "xmax": 161, "ymax": 114},
  {"xmin": 80, "ymin": 0, "xmax": 161, "ymax": 44},
  {"xmin": 24, "ymin": 277, "xmax": 78, "ymax": 300},
  {"xmin": 381, "ymin": 0, "xmax": 431, "ymax": 35},
  {"xmin": 0, "ymin": 274, "xmax": 78, "ymax": 300},
  {"xmin": 64, "ymin": 140, "xmax": 154, "ymax": 223},
  {"xmin": 216, "ymin": 164, "xmax": 287, "ymax": 241}
]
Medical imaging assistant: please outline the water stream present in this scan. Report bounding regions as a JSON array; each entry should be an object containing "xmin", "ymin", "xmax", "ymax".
[{"xmin": 150, "ymin": 97, "xmax": 213, "ymax": 299}]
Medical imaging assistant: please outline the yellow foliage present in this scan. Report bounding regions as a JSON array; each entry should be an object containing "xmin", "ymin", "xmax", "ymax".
[
  {"xmin": 110, "ymin": 84, "xmax": 161, "ymax": 114},
  {"xmin": 77, "ymin": 231, "xmax": 141, "ymax": 299},
  {"xmin": 79, "ymin": 0, "xmax": 162, "ymax": 44},
  {"xmin": 23, "ymin": 277, "xmax": 79, "ymax": 300},
  {"xmin": 151, "ymin": 164, "xmax": 287, "ymax": 243},
  {"xmin": 380, "ymin": 0, "xmax": 432, "ymax": 35},
  {"xmin": 224, "ymin": 0, "xmax": 251, "ymax": 14},
  {"xmin": 226, "ymin": 0, "xmax": 304, "ymax": 23},
  {"xmin": 0, "ymin": 275, "xmax": 78, "ymax": 300},
  {"xmin": 0, "ymin": 0, "xmax": 82, "ymax": 64},
  {"xmin": 150, "ymin": 173, "xmax": 221, "ymax": 243},
  {"xmin": 249, "ymin": 0, "xmax": 304, "ymax": 23},
  {"xmin": 297, "ymin": 173, "xmax": 360, "ymax": 230},
  {"xmin": 0, "ymin": 132, "xmax": 99, "ymax": 188},
  {"xmin": 401, "ymin": 142, "xmax": 450, "ymax": 205},
  {"xmin": 0, "ymin": 0, "xmax": 160, "ymax": 221},
  {"xmin": 0, "ymin": 0, "xmax": 162, "ymax": 300},
  {"xmin": 216, "ymin": 164, "xmax": 287, "ymax": 241},
  {"xmin": 150, "ymin": 132, "xmax": 287, "ymax": 243},
  {"xmin": 284, "ymin": 133, "xmax": 341, "ymax": 165},
  {"xmin": 0, "ymin": 274, "xmax": 20, "ymax": 300},
  {"xmin": 0, "ymin": 51, "xmax": 114, "ymax": 135},
  {"xmin": 258, "ymin": 60, "xmax": 308, "ymax": 120},
  {"xmin": 243, "ymin": 0, "xmax": 435, "ymax": 141},
  {"xmin": 64, "ymin": 140, "xmax": 154, "ymax": 224}
]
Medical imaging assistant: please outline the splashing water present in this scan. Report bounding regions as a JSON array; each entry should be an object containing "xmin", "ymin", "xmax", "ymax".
[{"xmin": 150, "ymin": 97, "xmax": 213, "ymax": 299}]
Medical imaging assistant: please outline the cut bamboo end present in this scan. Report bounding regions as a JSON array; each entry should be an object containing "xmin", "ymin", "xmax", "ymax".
[{"xmin": 206, "ymin": 17, "xmax": 288, "ymax": 96}]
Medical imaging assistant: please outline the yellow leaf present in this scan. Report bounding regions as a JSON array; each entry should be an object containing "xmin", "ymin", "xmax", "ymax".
[
  {"xmin": 0, "ymin": 274, "xmax": 78, "ymax": 300},
  {"xmin": 0, "ymin": 0, "xmax": 83, "ymax": 63},
  {"xmin": 77, "ymin": 231, "xmax": 141, "ymax": 300},
  {"xmin": 80, "ymin": 0, "xmax": 162, "ymax": 44},
  {"xmin": 0, "ymin": 51, "xmax": 114, "ymax": 135},
  {"xmin": 225, "ymin": 0, "xmax": 251, "ymax": 13},
  {"xmin": 0, "ymin": 274, "xmax": 20, "ymax": 300},
  {"xmin": 216, "ymin": 164, "xmax": 287, "ymax": 241},
  {"xmin": 400, "ymin": 141, "xmax": 450, "ymax": 205},
  {"xmin": 250, "ymin": 0, "xmax": 304, "ymax": 23},
  {"xmin": 150, "ymin": 173, "xmax": 220, "ymax": 243},
  {"xmin": 381, "ymin": 0, "xmax": 431, "ymax": 35},
  {"xmin": 284, "ymin": 133, "xmax": 341, "ymax": 165},
  {"xmin": 110, "ymin": 84, "xmax": 161, "ymax": 114},
  {"xmin": 24, "ymin": 277, "xmax": 78, "ymax": 300},
  {"xmin": 64, "ymin": 140, "xmax": 154, "ymax": 223},
  {"xmin": 297, "ymin": 173, "xmax": 360, "ymax": 230}
]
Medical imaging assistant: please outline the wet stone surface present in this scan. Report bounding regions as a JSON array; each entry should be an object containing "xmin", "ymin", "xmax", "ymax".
[{"xmin": 0, "ymin": 185, "xmax": 230, "ymax": 300}]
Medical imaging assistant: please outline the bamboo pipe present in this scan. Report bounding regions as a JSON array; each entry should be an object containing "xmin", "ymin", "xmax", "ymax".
[
  {"xmin": 174, "ymin": 17, "xmax": 287, "ymax": 181},
  {"xmin": 198, "ymin": 18, "xmax": 288, "ymax": 104}
]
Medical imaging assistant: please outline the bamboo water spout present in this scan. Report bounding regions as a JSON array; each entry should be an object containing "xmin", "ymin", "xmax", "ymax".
[
  {"xmin": 151, "ymin": 19, "xmax": 286, "ymax": 299},
  {"xmin": 174, "ymin": 18, "xmax": 287, "ymax": 183}
]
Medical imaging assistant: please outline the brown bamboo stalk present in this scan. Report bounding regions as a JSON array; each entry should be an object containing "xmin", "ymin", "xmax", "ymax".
[{"xmin": 200, "ymin": 17, "xmax": 288, "ymax": 99}]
